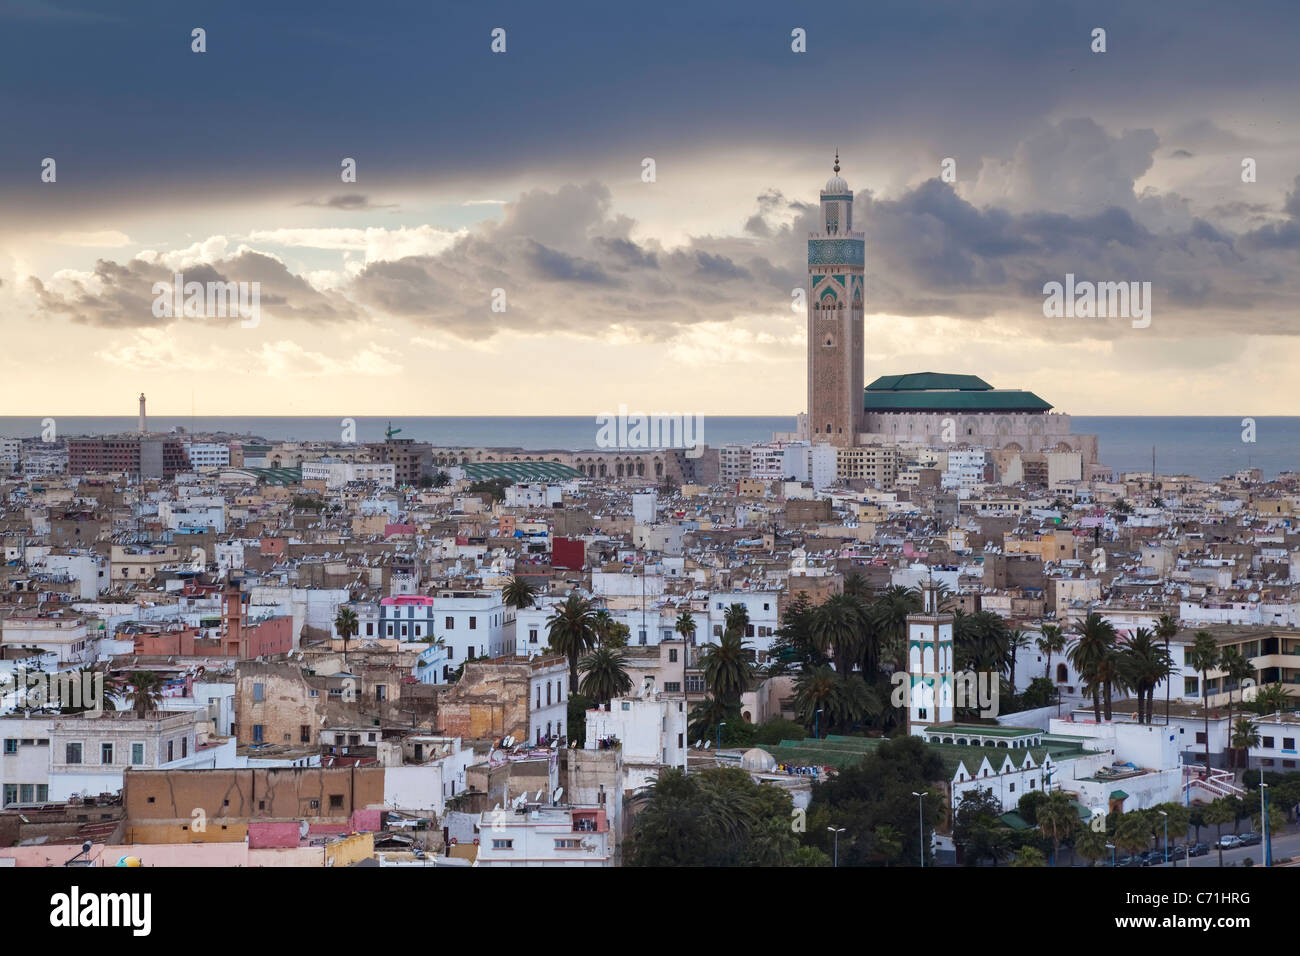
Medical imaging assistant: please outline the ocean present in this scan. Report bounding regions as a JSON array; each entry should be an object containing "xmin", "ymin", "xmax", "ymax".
[{"xmin": 1, "ymin": 415, "xmax": 1296, "ymax": 482}]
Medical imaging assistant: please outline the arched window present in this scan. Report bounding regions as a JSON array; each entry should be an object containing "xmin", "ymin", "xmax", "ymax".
[{"xmin": 1056, "ymin": 663, "xmax": 1068, "ymax": 683}]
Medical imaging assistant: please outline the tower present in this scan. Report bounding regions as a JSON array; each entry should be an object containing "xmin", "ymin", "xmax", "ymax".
[
  {"xmin": 905, "ymin": 580, "xmax": 954, "ymax": 736},
  {"xmin": 807, "ymin": 152, "xmax": 865, "ymax": 446},
  {"xmin": 138, "ymin": 393, "xmax": 147, "ymax": 434}
]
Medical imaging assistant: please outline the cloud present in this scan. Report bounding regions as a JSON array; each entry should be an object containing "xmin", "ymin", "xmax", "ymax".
[{"xmin": 297, "ymin": 194, "xmax": 398, "ymax": 211}]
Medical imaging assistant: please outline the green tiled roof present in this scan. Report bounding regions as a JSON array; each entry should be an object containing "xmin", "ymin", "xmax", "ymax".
[
  {"xmin": 462, "ymin": 461, "xmax": 585, "ymax": 482},
  {"xmin": 865, "ymin": 391, "xmax": 1052, "ymax": 412},
  {"xmin": 867, "ymin": 373, "xmax": 994, "ymax": 392},
  {"xmin": 1110, "ymin": 789, "xmax": 1129, "ymax": 800},
  {"xmin": 999, "ymin": 811, "xmax": 1031, "ymax": 831},
  {"xmin": 238, "ymin": 466, "xmax": 302, "ymax": 485}
]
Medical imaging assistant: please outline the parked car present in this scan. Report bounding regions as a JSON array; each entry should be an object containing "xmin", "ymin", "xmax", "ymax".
[
  {"xmin": 1169, "ymin": 844, "xmax": 1188, "ymax": 859},
  {"xmin": 1116, "ymin": 854, "xmax": 1145, "ymax": 867},
  {"xmin": 1140, "ymin": 849, "xmax": 1167, "ymax": 865},
  {"xmin": 1238, "ymin": 832, "xmax": 1262, "ymax": 847},
  {"xmin": 1188, "ymin": 842, "xmax": 1210, "ymax": 857},
  {"xmin": 1217, "ymin": 834, "xmax": 1243, "ymax": 849}
]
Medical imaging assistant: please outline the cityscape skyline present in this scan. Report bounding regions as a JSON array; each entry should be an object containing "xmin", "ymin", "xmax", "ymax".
[{"xmin": 3, "ymin": 1, "xmax": 1299, "ymax": 416}]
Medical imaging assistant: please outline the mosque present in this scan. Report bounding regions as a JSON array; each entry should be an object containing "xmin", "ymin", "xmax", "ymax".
[{"xmin": 795, "ymin": 156, "xmax": 1105, "ymax": 475}]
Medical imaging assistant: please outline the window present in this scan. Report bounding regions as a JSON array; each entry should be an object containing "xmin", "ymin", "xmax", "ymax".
[
  {"xmin": 329, "ymin": 794, "xmax": 344, "ymax": 809},
  {"xmin": 469, "ymin": 616, "xmax": 477, "ymax": 630},
  {"xmin": 446, "ymin": 646, "xmax": 454, "ymax": 659},
  {"xmin": 1185, "ymin": 677, "xmax": 1199, "ymax": 696},
  {"xmin": 167, "ymin": 741, "xmax": 174, "ymax": 761},
  {"xmin": 181, "ymin": 737, "xmax": 188, "ymax": 758},
  {"xmin": 131, "ymin": 743, "xmax": 145, "ymax": 765},
  {"xmin": 1009, "ymin": 783, "xmax": 1016, "ymax": 793},
  {"xmin": 445, "ymin": 617, "xmax": 455, "ymax": 629},
  {"xmin": 2, "ymin": 785, "xmax": 15, "ymax": 806},
  {"xmin": 1262, "ymin": 736, "xmax": 1275, "ymax": 748},
  {"xmin": 529, "ymin": 628, "xmax": 538, "ymax": 644},
  {"xmin": 101, "ymin": 742, "xmax": 114, "ymax": 764},
  {"xmin": 37, "ymin": 785, "xmax": 47, "ymax": 802},
  {"xmin": 1195, "ymin": 732, "xmax": 1206, "ymax": 744},
  {"xmin": 554, "ymin": 839, "xmax": 581, "ymax": 849},
  {"xmin": 253, "ymin": 682, "xmax": 264, "ymax": 702},
  {"xmin": 664, "ymin": 682, "xmax": 681, "ymax": 693},
  {"xmin": 2, "ymin": 739, "xmax": 16, "ymax": 754},
  {"xmin": 669, "ymin": 649, "xmax": 678, "ymax": 663},
  {"xmin": 301, "ymin": 725, "xmax": 310, "ymax": 743},
  {"xmin": 252, "ymin": 725, "xmax": 264, "ymax": 743},
  {"xmin": 547, "ymin": 682, "xmax": 552, "ymax": 706},
  {"xmin": 309, "ymin": 799, "xmax": 320, "ymax": 810},
  {"xmin": 1284, "ymin": 738, "xmax": 1295, "ymax": 750},
  {"xmin": 622, "ymin": 702, "xmax": 631, "ymax": 711},
  {"xmin": 65, "ymin": 742, "xmax": 82, "ymax": 764},
  {"xmin": 1030, "ymin": 779, "xmax": 1036, "ymax": 789},
  {"xmin": 492, "ymin": 839, "xmax": 513, "ymax": 850}
]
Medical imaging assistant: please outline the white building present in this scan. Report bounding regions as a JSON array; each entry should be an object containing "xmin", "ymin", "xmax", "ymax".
[
  {"xmin": 0, "ymin": 715, "xmax": 54, "ymax": 807},
  {"xmin": 474, "ymin": 804, "xmax": 612, "ymax": 866},
  {"xmin": 184, "ymin": 442, "xmax": 231, "ymax": 470},
  {"xmin": 301, "ymin": 459, "xmax": 396, "ymax": 490},
  {"xmin": 705, "ymin": 591, "xmax": 780, "ymax": 656},
  {"xmin": 585, "ymin": 693, "xmax": 687, "ymax": 789},
  {"xmin": 529, "ymin": 659, "xmax": 569, "ymax": 745}
]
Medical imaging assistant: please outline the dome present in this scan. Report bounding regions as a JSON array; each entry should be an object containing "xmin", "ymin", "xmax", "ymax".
[{"xmin": 741, "ymin": 748, "xmax": 777, "ymax": 772}]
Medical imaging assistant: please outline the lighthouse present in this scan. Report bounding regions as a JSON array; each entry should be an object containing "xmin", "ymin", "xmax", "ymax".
[{"xmin": 138, "ymin": 393, "xmax": 147, "ymax": 434}]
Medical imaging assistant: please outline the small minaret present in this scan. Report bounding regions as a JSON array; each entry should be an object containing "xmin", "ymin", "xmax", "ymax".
[
  {"xmin": 906, "ymin": 579, "xmax": 955, "ymax": 736},
  {"xmin": 138, "ymin": 393, "xmax": 147, "ymax": 434}
]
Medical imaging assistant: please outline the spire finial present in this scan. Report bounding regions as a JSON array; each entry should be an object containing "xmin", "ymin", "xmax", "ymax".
[{"xmin": 833, "ymin": 150, "xmax": 840, "ymax": 174}]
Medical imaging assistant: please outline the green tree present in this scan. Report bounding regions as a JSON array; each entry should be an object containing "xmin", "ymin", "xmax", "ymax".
[
  {"xmin": 811, "ymin": 593, "xmax": 867, "ymax": 677},
  {"xmin": 1219, "ymin": 647, "xmax": 1255, "ymax": 766},
  {"xmin": 1154, "ymin": 613, "xmax": 1179, "ymax": 723},
  {"xmin": 1017, "ymin": 790, "xmax": 1049, "ymax": 826},
  {"xmin": 1231, "ymin": 717, "xmax": 1260, "ymax": 772},
  {"xmin": 793, "ymin": 666, "xmax": 879, "ymax": 736},
  {"xmin": 1036, "ymin": 624, "xmax": 1066, "ymax": 681},
  {"xmin": 566, "ymin": 691, "xmax": 593, "ymax": 748},
  {"xmin": 126, "ymin": 671, "xmax": 165, "ymax": 717},
  {"xmin": 723, "ymin": 603, "xmax": 750, "ymax": 637},
  {"xmin": 1189, "ymin": 631, "xmax": 1221, "ymax": 777},
  {"xmin": 1010, "ymin": 846, "xmax": 1047, "ymax": 867},
  {"xmin": 1114, "ymin": 810, "xmax": 1153, "ymax": 858},
  {"xmin": 1068, "ymin": 612, "xmax": 1118, "ymax": 723},
  {"xmin": 578, "ymin": 647, "xmax": 633, "ymax": 706},
  {"xmin": 1037, "ymin": 791, "xmax": 1081, "ymax": 866},
  {"xmin": 1203, "ymin": 798, "xmax": 1235, "ymax": 867},
  {"xmin": 767, "ymin": 593, "xmax": 827, "ymax": 674},
  {"xmin": 502, "ymin": 576, "xmax": 537, "ymax": 611},
  {"xmin": 1119, "ymin": 627, "xmax": 1173, "ymax": 725},
  {"xmin": 872, "ymin": 585, "xmax": 922, "ymax": 670},
  {"xmin": 626, "ymin": 767, "xmax": 827, "ymax": 867},
  {"xmin": 699, "ymin": 629, "xmax": 754, "ymax": 706},
  {"xmin": 546, "ymin": 593, "xmax": 598, "ymax": 688},
  {"xmin": 333, "ymin": 605, "xmax": 358, "ymax": 665},
  {"xmin": 1074, "ymin": 826, "xmax": 1109, "ymax": 867}
]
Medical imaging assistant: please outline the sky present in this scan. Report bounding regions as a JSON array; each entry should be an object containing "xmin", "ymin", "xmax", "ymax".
[{"xmin": 2, "ymin": 0, "xmax": 1299, "ymax": 417}]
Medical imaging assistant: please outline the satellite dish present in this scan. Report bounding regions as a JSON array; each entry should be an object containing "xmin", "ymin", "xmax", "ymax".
[
  {"xmin": 552, "ymin": 787, "xmax": 564, "ymax": 804},
  {"xmin": 704, "ymin": 740, "xmax": 712, "ymax": 749},
  {"xmin": 535, "ymin": 788, "xmax": 544, "ymax": 801},
  {"xmin": 299, "ymin": 820, "xmax": 309, "ymax": 839}
]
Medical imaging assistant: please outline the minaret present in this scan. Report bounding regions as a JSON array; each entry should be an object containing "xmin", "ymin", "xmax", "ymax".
[
  {"xmin": 138, "ymin": 393, "xmax": 147, "ymax": 434},
  {"xmin": 906, "ymin": 580, "xmax": 955, "ymax": 736},
  {"xmin": 807, "ymin": 151, "xmax": 865, "ymax": 447}
]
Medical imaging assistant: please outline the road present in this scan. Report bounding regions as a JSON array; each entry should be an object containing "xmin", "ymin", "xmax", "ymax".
[{"xmin": 1122, "ymin": 824, "xmax": 1299, "ymax": 868}]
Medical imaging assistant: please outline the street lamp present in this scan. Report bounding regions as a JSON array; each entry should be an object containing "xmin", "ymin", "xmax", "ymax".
[
  {"xmin": 827, "ymin": 826, "xmax": 845, "ymax": 868},
  {"xmin": 815, "ymin": 708, "xmax": 824, "ymax": 739},
  {"xmin": 716, "ymin": 721, "xmax": 725, "ymax": 750},
  {"xmin": 1157, "ymin": 809, "xmax": 1168, "ymax": 864},
  {"xmin": 912, "ymin": 791, "xmax": 928, "ymax": 867},
  {"xmin": 1106, "ymin": 842, "xmax": 1115, "ymax": 867},
  {"xmin": 1261, "ymin": 782, "xmax": 1271, "ymax": 867}
]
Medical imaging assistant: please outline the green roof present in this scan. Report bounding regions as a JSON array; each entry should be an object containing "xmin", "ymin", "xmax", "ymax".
[
  {"xmin": 240, "ymin": 466, "xmax": 302, "ymax": 485},
  {"xmin": 867, "ymin": 373, "xmax": 994, "ymax": 392},
  {"xmin": 758, "ymin": 735, "xmax": 1054, "ymax": 784},
  {"xmin": 865, "ymin": 390, "xmax": 1052, "ymax": 412},
  {"xmin": 999, "ymin": 811, "xmax": 1032, "ymax": 831},
  {"xmin": 462, "ymin": 461, "xmax": 585, "ymax": 482},
  {"xmin": 1110, "ymin": 789, "xmax": 1129, "ymax": 800}
]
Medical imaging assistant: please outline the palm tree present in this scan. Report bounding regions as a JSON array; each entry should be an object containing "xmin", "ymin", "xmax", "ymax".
[
  {"xmin": 1154, "ymin": 613, "xmax": 1179, "ymax": 723},
  {"xmin": 843, "ymin": 571, "xmax": 871, "ymax": 600},
  {"xmin": 699, "ymin": 629, "xmax": 754, "ymax": 706},
  {"xmin": 1188, "ymin": 631, "xmax": 1221, "ymax": 778},
  {"xmin": 1006, "ymin": 629, "xmax": 1031, "ymax": 693},
  {"xmin": 794, "ymin": 666, "xmax": 880, "ymax": 735},
  {"xmin": 592, "ymin": 608, "xmax": 618, "ymax": 645},
  {"xmin": 1074, "ymin": 826, "xmax": 1109, "ymax": 867},
  {"xmin": 811, "ymin": 593, "xmax": 866, "ymax": 676},
  {"xmin": 1037, "ymin": 791, "xmax": 1081, "ymax": 866},
  {"xmin": 1230, "ymin": 717, "xmax": 1260, "ymax": 774},
  {"xmin": 1068, "ymin": 612, "xmax": 1117, "ymax": 723},
  {"xmin": 1219, "ymin": 647, "xmax": 1255, "ymax": 766},
  {"xmin": 502, "ymin": 576, "xmax": 537, "ymax": 610},
  {"xmin": 1114, "ymin": 811, "xmax": 1153, "ymax": 860},
  {"xmin": 546, "ymin": 593, "xmax": 599, "ymax": 687},
  {"xmin": 793, "ymin": 666, "xmax": 838, "ymax": 737},
  {"xmin": 1203, "ymin": 798, "xmax": 1234, "ymax": 867},
  {"xmin": 674, "ymin": 610, "xmax": 696, "ymax": 707},
  {"xmin": 1251, "ymin": 682, "xmax": 1292, "ymax": 715},
  {"xmin": 578, "ymin": 647, "xmax": 633, "ymax": 706},
  {"xmin": 724, "ymin": 603, "xmax": 750, "ymax": 638},
  {"xmin": 1037, "ymin": 624, "xmax": 1066, "ymax": 681},
  {"xmin": 333, "ymin": 606, "xmax": 358, "ymax": 665},
  {"xmin": 1119, "ymin": 628, "xmax": 1173, "ymax": 725},
  {"xmin": 872, "ymin": 585, "xmax": 921, "ymax": 670},
  {"xmin": 126, "ymin": 671, "xmax": 165, "ymax": 717}
]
